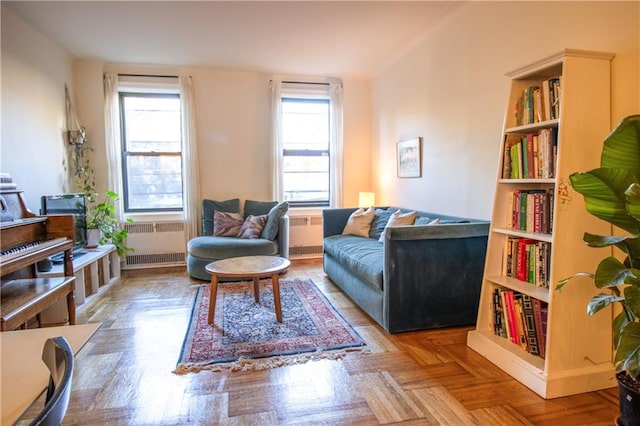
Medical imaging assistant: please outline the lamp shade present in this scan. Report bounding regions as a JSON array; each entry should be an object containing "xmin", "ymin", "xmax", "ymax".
[{"xmin": 358, "ymin": 192, "xmax": 375, "ymax": 208}]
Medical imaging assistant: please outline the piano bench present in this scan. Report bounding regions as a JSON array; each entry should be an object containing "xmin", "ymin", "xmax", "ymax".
[{"xmin": 0, "ymin": 277, "xmax": 75, "ymax": 331}]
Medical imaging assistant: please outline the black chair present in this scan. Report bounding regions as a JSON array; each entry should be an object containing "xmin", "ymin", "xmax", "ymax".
[{"xmin": 29, "ymin": 336, "xmax": 74, "ymax": 426}]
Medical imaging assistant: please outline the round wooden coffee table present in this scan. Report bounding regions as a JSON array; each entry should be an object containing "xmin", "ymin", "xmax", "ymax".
[{"xmin": 204, "ymin": 255, "xmax": 291, "ymax": 325}]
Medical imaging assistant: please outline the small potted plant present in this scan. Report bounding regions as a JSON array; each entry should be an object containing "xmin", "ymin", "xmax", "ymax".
[
  {"xmin": 85, "ymin": 190, "xmax": 133, "ymax": 256},
  {"xmin": 557, "ymin": 114, "xmax": 640, "ymax": 425}
]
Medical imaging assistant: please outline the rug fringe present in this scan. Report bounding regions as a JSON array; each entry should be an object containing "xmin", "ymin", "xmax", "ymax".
[{"xmin": 174, "ymin": 347, "xmax": 370, "ymax": 375}]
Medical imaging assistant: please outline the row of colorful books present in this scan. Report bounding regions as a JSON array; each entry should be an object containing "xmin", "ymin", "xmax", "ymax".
[
  {"xmin": 506, "ymin": 188, "xmax": 554, "ymax": 235},
  {"xmin": 502, "ymin": 237, "xmax": 551, "ymax": 288},
  {"xmin": 502, "ymin": 128, "xmax": 557, "ymax": 179},
  {"xmin": 492, "ymin": 288, "xmax": 548, "ymax": 358},
  {"xmin": 513, "ymin": 77, "xmax": 561, "ymax": 126}
]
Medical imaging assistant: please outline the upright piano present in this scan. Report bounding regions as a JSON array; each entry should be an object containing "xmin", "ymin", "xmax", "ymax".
[{"xmin": 0, "ymin": 190, "xmax": 76, "ymax": 331}]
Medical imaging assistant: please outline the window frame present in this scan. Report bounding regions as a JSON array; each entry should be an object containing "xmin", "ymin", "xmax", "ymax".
[
  {"xmin": 118, "ymin": 91, "xmax": 183, "ymax": 213},
  {"xmin": 281, "ymin": 96, "xmax": 331, "ymax": 208}
]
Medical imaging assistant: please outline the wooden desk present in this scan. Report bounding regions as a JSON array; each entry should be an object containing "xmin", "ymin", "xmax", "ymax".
[{"xmin": 0, "ymin": 323, "xmax": 101, "ymax": 425}]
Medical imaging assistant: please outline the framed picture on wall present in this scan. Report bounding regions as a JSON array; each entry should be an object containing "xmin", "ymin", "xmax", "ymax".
[{"xmin": 397, "ymin": 137, "xmax": 422, "ymax": 178}]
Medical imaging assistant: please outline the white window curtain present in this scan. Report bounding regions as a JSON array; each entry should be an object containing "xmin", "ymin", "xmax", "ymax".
[
  {"xmin": 179, "ymin": 76, "xmax": 201, "ymax": 241},
  {"xmin": 103, "ymin": 73, "xmax": 124, "ymax": 222},
  {"xmin": 270, "ymin": 80, "xmax": 284, "ymax": 201},
  {"xmin": 269, "ymin": 79, "xmax": 343, "ymax": 207},
  {"xmin": 329, "ymin": 82, "xmax": 344, "ymax": 208}
]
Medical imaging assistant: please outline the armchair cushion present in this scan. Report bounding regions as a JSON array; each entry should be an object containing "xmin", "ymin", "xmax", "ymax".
[
  {"xmin": 244, "ymin": 200, "xmax": 278, "ymax": 218},
  {"xmin": 202, "ymin": 198, "xmax": 240, "ymax": 236},
  {"xmin": 262, "ymin": 201, "xmax": 289, "ymax": 240}
]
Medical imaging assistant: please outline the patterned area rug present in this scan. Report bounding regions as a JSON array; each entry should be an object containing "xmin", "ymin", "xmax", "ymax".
[{"xmin": 175, "ymin": 277, "xmax": 366, "ymax": 373}]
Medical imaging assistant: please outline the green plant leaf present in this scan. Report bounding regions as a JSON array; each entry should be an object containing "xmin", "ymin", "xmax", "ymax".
[
  {"xmin": 615, "ymin": 322, "xmax": 640, "ymax": 380},
  {"xmin": 587, "ymin": 293, "xmax": 624, "ymax": 315},
  {"xmin": 614, "ymin": 311, "xmax": 632, "ymax": 348},
  {"xmin": 570, "ymin": 168, "xmax": 640, "ymax": 235},
  {"xmin": 556, "ymin": 272, "xmax": 594, "ymax": 291},
  {"xmin": 601, "ymin": 115, "xmax": 640, "ymax": 172},
  {"xmin": 583, "ymin": 232, "xmax": 629, "ymax": 247},
  {"xmin": 594, "ymin": 256, "xmax": 634, "ymax": 288},
  {"xmin": 625, "ymin": 182, "xmax": 640, "ymax": 223},
  {"xmin": 624, "ymin": 285, "xmax": 640, "ymax": 319}
]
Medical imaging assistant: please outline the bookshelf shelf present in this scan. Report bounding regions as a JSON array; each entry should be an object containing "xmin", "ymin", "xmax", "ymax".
[
  {"xmin": 467, "ymin": 49, "xmax": 617, "ymax": 399},
  {"xmin": 486, "ymin": 275, "xmax": 550, "ymax": 302}
]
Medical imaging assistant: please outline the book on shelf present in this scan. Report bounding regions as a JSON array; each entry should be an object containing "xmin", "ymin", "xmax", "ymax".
[
  {"xmin": 532, "ymin": 297, "xmax": 547, "ymax": 358},
  {"xmin": 491, "ymin": 288, "xmax": 547, "ymax": 358},
  {"xmin": 502, "ymin": 128, "xmax": 557, "ymax": 179},
  {"xmin": 515, "ymin": 78, "xmax": 561, "ymax": 126},
  {"xmin": 506, "ymin": 189, "xmax": 554, "ymax": 234},
  {"xmin": 502, "ymin": 236, "xmax": 551, "ymax": 288}
]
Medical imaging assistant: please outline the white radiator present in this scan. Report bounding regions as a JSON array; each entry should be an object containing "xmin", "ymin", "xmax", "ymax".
[
  {"xmin": 122, "ymin": 221, "xmax": 186, "ymax": 269},
  {"xmin": 288, "ymin": 214, "xmax": 323, "ymax": 259}
]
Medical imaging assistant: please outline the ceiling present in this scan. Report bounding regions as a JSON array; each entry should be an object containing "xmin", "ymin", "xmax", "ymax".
[{"xmin": 4, "ymin": 1, "xmax": 458, "ymax": 78}]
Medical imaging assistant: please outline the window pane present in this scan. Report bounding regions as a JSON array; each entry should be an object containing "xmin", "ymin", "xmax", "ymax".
[
  {"xmin": 282, "ymin": 99, "xmax": 329, "ymax": 150},
  {"xmin": 122, "ymin": 95, "xmax": 181, "ymax": 152},
  {"xmin": 125, "ymin": 154, "xmax": 183, "ymax": 210},
  {"xmin": 283, "ymin": 155, "xmax": 328, "ymax": 203}
]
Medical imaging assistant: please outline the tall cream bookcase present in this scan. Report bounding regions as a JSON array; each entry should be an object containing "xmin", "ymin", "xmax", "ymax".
[{"xmin": 467, "ymin": 49, "xmax": 616, "ymax": 399}]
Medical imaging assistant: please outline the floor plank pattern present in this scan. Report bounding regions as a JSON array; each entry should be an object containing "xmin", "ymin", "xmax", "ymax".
[{"xmin": 59, "ymin": 259, "xmax": 618, "ymax": 425}]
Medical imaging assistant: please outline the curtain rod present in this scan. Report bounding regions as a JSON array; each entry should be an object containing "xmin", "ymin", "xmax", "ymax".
[
  {"xmin": 117, "ymin": 73, "xmax": 179, "ymax": 79},
  {"xmin": 272, "ymin": 80, "xmax": 331, "ymax": 86}
]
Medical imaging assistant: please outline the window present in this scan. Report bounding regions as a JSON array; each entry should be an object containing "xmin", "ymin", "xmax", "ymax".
[
  {"xmin": 281, "ymin": 97, "xmax": 330, "ymax": 207},
  {"xmin": 119, "ymin": 92, "xmax": 183, "ymax": 212}
]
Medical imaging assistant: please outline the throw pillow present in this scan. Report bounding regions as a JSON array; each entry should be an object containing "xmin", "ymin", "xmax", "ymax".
[
  {"xmin": 342, "ymin": 207, "xmax": 375, "ymax": 237},
  {"xmin": 213, "ymin": 211, "xmax": 244, "ymax": 237},
  {"xmin": 237, "ymin": 214, "xmax": 268, "ymax": 239},
  {"xmin": 244, "ymin": 200, "xmax": 278, "ymax": 218},
  {"xmin": 378, "ymin": 210, "xmax": 417, "ymax": 243},
  {"xmin": 202, "ymin": 198, "xmax": 240, "ymax": 236},
  {"xmin": 369, "ymin": 208, "xmax": 394, "ymax": 239},
  {"xmin": 415, "ymin": 216, "xmax": 434, "ymax": 225},
  {"xmin": 261, "ymin": 201, "xmax": 289, "ymax": 240}
]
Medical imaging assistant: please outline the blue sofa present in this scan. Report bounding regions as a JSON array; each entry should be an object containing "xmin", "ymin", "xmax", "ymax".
[
  {"xmin": 187, "ymin": 199, "xmax": 289, "ymax": 280},
  {"xmin": 322, "ymin": 207, "xmax": 489, "ymax": 333}
]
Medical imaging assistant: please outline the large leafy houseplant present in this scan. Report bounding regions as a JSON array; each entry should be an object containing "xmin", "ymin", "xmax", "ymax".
[{"xmin": 557, "ymin": 114, "xmax": 640, "ymax": 387}]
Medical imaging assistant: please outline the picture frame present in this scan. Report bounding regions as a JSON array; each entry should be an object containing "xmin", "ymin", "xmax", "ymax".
[{"xmin": 396, "ymin": 137, "xmax": 422, "ymax": 178}]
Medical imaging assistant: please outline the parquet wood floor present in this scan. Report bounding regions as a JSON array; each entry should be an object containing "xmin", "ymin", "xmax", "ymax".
[{"xmin": 60, "ymin": 259, "xmax": 619, "ymax": 425}]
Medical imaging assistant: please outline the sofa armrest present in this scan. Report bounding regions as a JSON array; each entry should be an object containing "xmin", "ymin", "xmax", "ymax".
[
  {"xmin": 382, "ymin": 222, "xmax": 489, "ymax": 332},
  {"xmin": 277, "ymin": 215, "xmax": 290, "ymax": 259},
  {"xmin": 384, "ymin": 222, "xmax": 490, "ymax": 241},
  {"xmin": 322, "ymin": 207, "xmax": 359, "ymax": 237}
]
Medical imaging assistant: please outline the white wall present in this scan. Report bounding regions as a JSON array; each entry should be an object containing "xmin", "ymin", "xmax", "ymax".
[
  {"xmin": 0, "ymin": 7, "xmax": 75, "ymax": 211},
  {"xmin": 372, "ymin": 1, "xmax": 639, "ymax": 220}
]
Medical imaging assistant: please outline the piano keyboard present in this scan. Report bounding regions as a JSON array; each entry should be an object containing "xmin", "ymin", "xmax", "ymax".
[{"xmin": 0, "ymin": 237, "xmax": 69, "ymax": 263}]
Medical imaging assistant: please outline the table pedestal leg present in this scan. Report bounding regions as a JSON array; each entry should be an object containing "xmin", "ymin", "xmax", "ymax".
[
  {"xmin": 253, "ymin": 276, "xmax": 260, "ymax": 303},
  {"xmin": 208, "ymin": 275, "xmax": 219, "ymax": 325},
  {"xmin": 272, "ymin": 274, "xmax": 282, "ymax": 323}
]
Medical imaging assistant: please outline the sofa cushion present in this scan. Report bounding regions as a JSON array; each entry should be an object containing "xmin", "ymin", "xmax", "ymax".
[
  {"xmin": 237, "ymin": 214, "xmax": 268, "ymax": 239},
  {"xmin": 378, "ymin": 210, "xmax": 417, "ymax": 242},
  {"xmin": 244, "ymin": 200, "xmax": 278, "ymax": 218},
  {"xmin": 213, "ymin": 211, "xmax": 244, "ymax": 236},
  {"xmin": 202, "ymin": 198, "xmax": 240, "ymax": 236},
  {"xmin": 324, "ymin": 235, "xmax": 383, "ymax": 291},
  {"xmin": 188, "ymin": 236, "xmax": 277, "ymax": 259},
  {"xmin": 261, "ymin": 201, "xmax": 289, "ymax": 240},
  {"xmin": 342, "ymin": 207, "xmax": 375, "ymax": 237}
]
